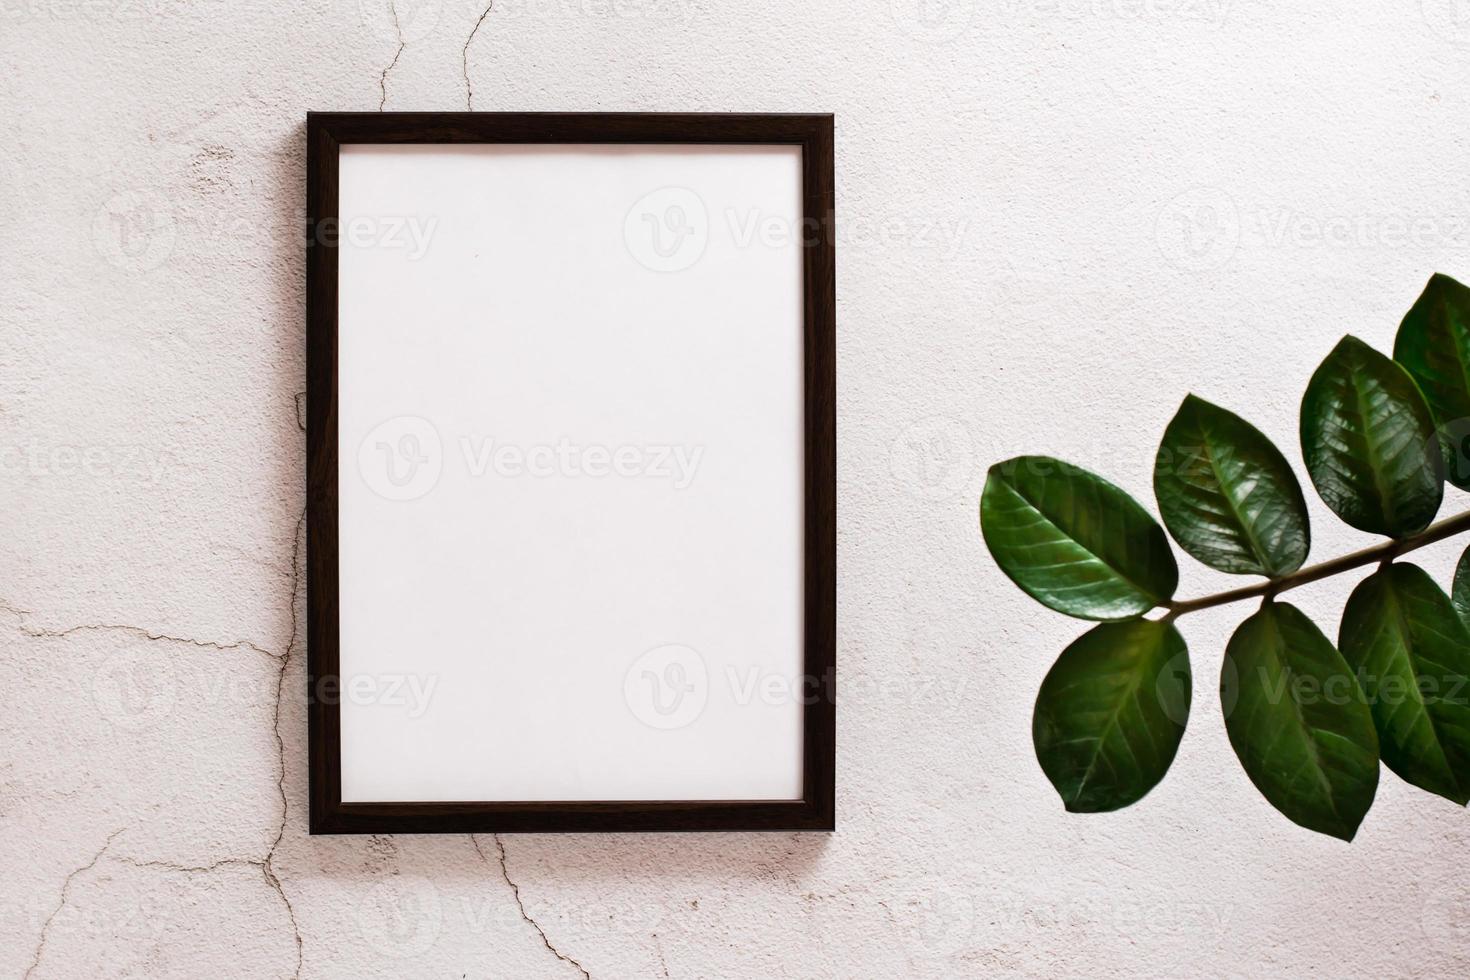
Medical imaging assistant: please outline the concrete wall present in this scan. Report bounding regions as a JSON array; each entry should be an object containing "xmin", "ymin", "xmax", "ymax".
[{"xmin": 3, "ymin": 0, "xmax": 1469, "ymax": 976}]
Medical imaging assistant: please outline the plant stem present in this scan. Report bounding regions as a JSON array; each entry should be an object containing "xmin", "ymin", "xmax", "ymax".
[{"xmin": 1165, "ymin": 508, "xmax": 1470, "ymax": 617}]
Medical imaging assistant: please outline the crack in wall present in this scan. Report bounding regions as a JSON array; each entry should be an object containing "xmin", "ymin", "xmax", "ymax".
[
  {"xmin": 0, "ymin": 599, "xmax": 280, "ymax": 661},
  {"xmin": 652, "ymin": 933, "xmax": 672, "ymax": 978},
  {"xmin": 28, "ymin": 848, "xmax": 299, "ymax": 976},
  {"xmin": 379, "ymin": 0, "xmax": 406, "ymax": 112},
  {"xmin": 463, "ymin": 3, "xmax": 494, "ymax": 110},
  {"xmin": 5, "ymin": 506, "xmax": 306, "ymax": 977},
  {"xmin": 23, "ymin": 828, "xmax": 125, "ymax": 979},
  {"xmin": 295, "ymin": 391, "xmax": 306, "ymax": 433},
  {"xmin": 116, "ymin": 855, "xmax": 259, "ymax": 874},
  {"xmin": 263, "ymin": 506, "xmax": 308, "ymax": 980},
  {"xmin": 471, "ymin": 834, "xmax": 593, "ymax": 979}
]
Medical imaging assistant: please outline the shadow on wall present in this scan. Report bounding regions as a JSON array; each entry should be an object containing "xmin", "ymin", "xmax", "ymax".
[{"xmin": 276, "ymin": 110, "xmax": 830, "ymax": 890}]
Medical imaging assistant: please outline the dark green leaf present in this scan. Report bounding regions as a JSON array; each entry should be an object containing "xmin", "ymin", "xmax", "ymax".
[
  {"xmin": 1033, "ymin": 619, "xmax": 1191, "ymax": 812},
  {"xmin": 1300, "ymin": 335, "xmax": 1441, "ymax": 537},
  {"xmin": 1222, "ymin": 601, "xmax": 1379, "ymax": 840},
  {"xmin": 982, "ymin": 457, "xmax": 1179, "ymax": 621},
  {"xmin": 1340, "ymin": 563, "xmax": 1470, "ymax": 805},
  {"xmin": 1154, "ymin": 394, "xmax": 1310, "ymax": 577},
  {"xmin": 1393, "ymin": 273, "xmax": 1470, "ymax": 489},
  {"xmin": 1454, "ymin": 543, "xmax": 1470, "ymax": 627}
]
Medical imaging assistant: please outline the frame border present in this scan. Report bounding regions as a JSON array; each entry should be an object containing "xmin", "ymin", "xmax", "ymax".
[{"xmin": 306, "ymin": 112, "xmax": 835, "ymax": 833}]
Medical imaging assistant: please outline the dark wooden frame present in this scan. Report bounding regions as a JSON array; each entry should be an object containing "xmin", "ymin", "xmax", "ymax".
[{"xmin": 306, "ymin": 113, "xmax": 835, "ymax": 834}]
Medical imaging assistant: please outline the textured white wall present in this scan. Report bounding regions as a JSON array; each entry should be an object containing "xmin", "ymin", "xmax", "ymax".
[{"xmin": 3, "ymin": 0, "xmax": 1470, "ymax": 976}]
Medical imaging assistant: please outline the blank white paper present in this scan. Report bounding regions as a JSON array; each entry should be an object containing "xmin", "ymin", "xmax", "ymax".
[{"xmin": 336, "ymin": 143, "xmax": 806, "ymax": 802}]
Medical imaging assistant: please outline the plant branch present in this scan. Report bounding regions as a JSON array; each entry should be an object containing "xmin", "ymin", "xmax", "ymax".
[{"xmin": 1165, "ymin": 508, "xmax": 1470, "ymax": 617}]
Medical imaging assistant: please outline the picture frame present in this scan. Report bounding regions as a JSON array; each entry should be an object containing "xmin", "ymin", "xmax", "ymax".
[{"xmin": 305, "ymin": 112, "xmax": 835, "ymax": 834}]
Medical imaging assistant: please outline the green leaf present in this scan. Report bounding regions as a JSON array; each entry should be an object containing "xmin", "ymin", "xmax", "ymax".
[
  {"xmin": 1393, "ymin": 273, "xmax": 1470, "ymax": 489},
  {"xmin": 1222, "ymin": 601, "xmax": 1379, "ymax": 840},
  {"xmin": 1033, "ymin": 619, "xmax": 1191, "ymax": 812},
  {"xmin": 1154, "ymin": 394, "xmax": 1310, "ymax": 577},
  {"xmin": 1340, "ymin": 563, "xmax": 1470, "ymax": 805},
  {"xmin": 982, "ymin": 457, "xmax": 1179, "ymax": 621},
  {"xmin": 1300, "ymin": 335, "xmax": 1442, "ymax": 537},
  {"xmin": 1454, "ymin": 543, "xmax": 1470, "ymax": 627}
]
